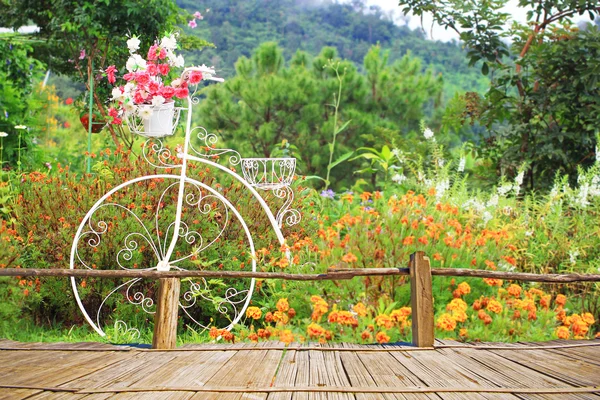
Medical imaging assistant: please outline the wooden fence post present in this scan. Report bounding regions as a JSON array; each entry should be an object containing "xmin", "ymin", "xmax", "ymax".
[
  {"xmin": 152, "ymin": 278, "xmax": 181, "ymax": 349},
  {"xmin": 409, "ymin": 251, "xmax": 434, "ymax": 347}
]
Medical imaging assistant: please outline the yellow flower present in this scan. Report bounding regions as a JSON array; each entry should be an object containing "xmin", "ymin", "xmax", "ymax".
[
  {"xmin": 486, "ymin": 299, "xmax": 503, "ymax": 314},
  {"xmin": 307, "ymin": 323, "xmax": 326, "ymax": 338},
  {"xmin": 446, "ymin": 298, "xmax": 467, "ymax": 313},
  {"xmin": 276, "ymin": 298, "xmax": 289, "ymax": 313},
  {"xmin": 457, "ymin": 282, "xmax": 471, "ymax": 295},
  {"xmin": 352, "ymin": 302, "xmax": 368, "ymax": 317},
  {"xmin": 375, "ymin": 331, "xmax": 390, "ymax": 344},
  {"xmin": 375, "ymin": 314, "xmax": 394, "ymax": 329},
  {"xmin": 390, "ymin": 307, "xmax": 411, "ymax": 322},
  {"xmin": 436, "ymin": 313, "xmax": 457, "ymax": 331},
  {"xmin": 245, "ymin": 306, "xmax": 262, "ymax": 320},
  {"xmin": 280, "ymin": 329, "xmax": 294, "ymax": 344}
]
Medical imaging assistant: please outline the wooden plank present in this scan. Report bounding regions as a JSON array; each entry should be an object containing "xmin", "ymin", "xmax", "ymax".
[
  {"xmin": 269, "ymin": 348, "xmax": 298, "ymax": 400},
  {"xmin": 488, "ymin": 347, "xmax": 600, "ymax": 388},
  {"xmin": 337, "ymin": 343, "xmax": 388, "ymax": 400},
  {"xmin": 152, "ymin": 277, "xmax": 181, "ymax": 349},
  {"xmin": 389, "ymin": 347, "xmax": 505, "ymax": 400},
  {"xmin": 0, "ymin": 388, "xmax": 43, "ymax": 400},
  {"xmin": 409, "ymin": 252, "xmax": 434, "ymax": 347},
  {"xmin": 353, "ymin": 344, "xmax": 439, "ymax": 400}
]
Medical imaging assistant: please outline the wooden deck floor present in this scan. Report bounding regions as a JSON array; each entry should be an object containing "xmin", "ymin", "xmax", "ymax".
[{"xmin": 0, "ymin": 338, "xmax": 599, "ymax": 399}]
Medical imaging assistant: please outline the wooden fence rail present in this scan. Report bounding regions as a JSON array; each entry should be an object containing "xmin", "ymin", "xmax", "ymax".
[{"xmin": 1, "ymin": 252, "xmax": 599, "ymax": 349}]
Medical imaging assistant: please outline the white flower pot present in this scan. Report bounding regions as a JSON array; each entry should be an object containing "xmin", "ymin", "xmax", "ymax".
[{"xmin": 140, "ymin": 101, "xmax": 176, "ymax": 137}]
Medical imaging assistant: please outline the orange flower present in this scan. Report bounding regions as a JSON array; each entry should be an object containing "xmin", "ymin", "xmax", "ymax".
[
  {"xmin": 582, "ymin": 312, "xmax": 595, "ymax": 326},
  {"xmin": 483, "ymin": 278, "xmax": 503, "ymax": 287},
  {"xmin": 436, "ymin": 313, "xmax": 456, "ymax": 331},
  {"xmin": 457, "ymin": 282, "xmax": 471, "ymax": 296},
  {"xmin": 390, "ymin": 307, "xmax": 411, "ymax": 322},
  {"xmin": 280, "ymin": 329, "xmax": 294, "ymax": 344},
  {"xmin": 245, "ymin": 306, "xmax": 262, "ymax": 320},
  {"xmin": 375, "ymin": 331, "xmax": 390, "ymax": 344},
  {"xmin": 352, "ymin": 302, "xmax": 368, "ymax": 317},
  {"xmin": 556, "ymin": 326, "xmax": 570, "ymax": 340},
  {"xmin": 402, "ymin": 236, "xmax": 415, "ymax": 245},
  {"xmin": 486, "ymin": 299, "xmax": 503, "ymax": 314},
  {"xmin": 342, "ymin": 252, "xmax": 358, "ymax": 263},
  {"xmin": 360, "ymin": 192, "xmax": 372, "ymax": 202},
  {"xmin": 273, "ymin": 311, "xmax": 289, "ymax": 325},
  {"xmin": 433, "ymin": 253, "xmax": 443, "ymax": 261},
  {"xmin": 361, "ymin": 330, "xmax": 372, "ymax": 341},
  {"xmin": 307, "ymin": 323, "xmax": 326, "ymax": 338},
  {"xmin": 248, "ymin": 333, "xmax": 259, "ymax": 342},
  {"xmin": 507, "ymin": 284, "xmax": 522, "ymax": 298},
  {"xmin": 555, "ymin": 294, "xmax": 567, "ymax": 307},
  {"xmin": 447, "ymin": 298, "xmax": 468, "ymax": 313},
  {"xmin": 459, "ymin": 328, "xmax": 468, "ymax": 338},
  {"xmin": 418, "ymin": 235, "xmax": 429, "ymax": 245},
  {"xmin": 375, "ymin": 314, "xmax": 394, "ymax": 329},
  {"xmin": 276, "ymin": 298, "xmax": 290, "ymax": 312}
]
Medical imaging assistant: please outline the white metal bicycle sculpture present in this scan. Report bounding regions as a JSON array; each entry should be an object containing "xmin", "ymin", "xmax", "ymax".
[{"xmin": 70, "ymin": 66, "xmax": 299, "ymax": 338}]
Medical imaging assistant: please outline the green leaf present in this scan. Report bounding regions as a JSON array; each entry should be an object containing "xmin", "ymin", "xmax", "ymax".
[
  {"xmin": 329, "ymin": 151, "xmax": 354, "ymax": 169},
  {"xmin": 335, "ymin": 120, "xmax": 352, "ymax": 135}
]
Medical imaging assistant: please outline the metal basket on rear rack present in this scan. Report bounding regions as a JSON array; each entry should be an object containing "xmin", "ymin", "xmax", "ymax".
[{"xmin": 240, "ymin": 158, "xmax": 296, "ymax": 190}]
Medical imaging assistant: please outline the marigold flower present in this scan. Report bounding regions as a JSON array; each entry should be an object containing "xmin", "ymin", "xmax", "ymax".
[
  {"xmin": 245, "ymin": 306, "xmax": 262, "ymax": 320},
  {"xmin": 280, "ymin": 329, "xmax": 294, "ymax": 344},
  {"xmin": 264, "ymin": 312, "xmax": 274, "ymax": 323},
  {"xmin": 555, "ymin": 326, "xmax": 570, "ymax": 340},
  {"xmin": 276, "ymin": 298, "xmax": 290, "ymax": 313},
  {"xmin": 257, "ymin": 328, "xmax": 271, "ymax": 339},
  {"xmin": 582, "ymin": 312, "xmax": 595, "ymax": 326},
  {"xmin": 342, "ymin": 252, "xmax": 358, "ymax": 263},
  {"xmin": 507, "ymin": 284, "xmax": 522, "ymax": 298},
  {"xmin": 483, "ymin": 278, "xmax": 503, "ymax": 287},
  {"xmin": 209, "ymin": 326, "xmax": 220, "ymax": 339},
  {"xmin": 248, "ymin": 333, "xmax": 259, "ymax": 342},
  {"xmin": 459, "ymin": 328, "xmax": 468, "ymax": 337},
  {"xmin": 402, "ymin": 236, "xmax": 415, "ymax": 245},
  {"xmin": 335, "ymin": 310, "xmax": 358, "ymax": 326},
  {"xmin": 273, "ymin": 311, "xmax": 289, "ymax": 325},
  {"xmin": 390, "ymin": 307, "xmax": 411, "ymax": 323},
  {"xmin": 307, "ymin": 323, "xmax": 326, "ymax": 338},
  {"xmin": 528, "ymin": 310, "xmax": 537, "ymax": 321},
  {"xmin": 452, "ymin": 310, "xmax": 467, "ymax": 323},
  {"xmin": 221, "ymin": 330, "xmax": 235, "ymax": 343},
  {"xmin": 457, "ymin": 282, "xmax": 471, "ymax": 296},
  {"xmin": 555, "ymin": 294, "xmax": 567, "ymax": 307},
  {"xmin": 353, "ymin": 302, "xmax": 367, "ymax": 317},
  {"xmin": 375, "ymin": 314, "xmax": 394, "ymax": 329},
  {"xmin": 436, "ymin": 313, "xmax": 456, "ymax": 331},
  {"xmin": 361, "ymin": 330, "xmax": 372, "ymax": 341},
  {"xmin": 375, "ymin": 331, "xmax": 390, "ymax": 344},
  {"xmin": 447, "ymin": 298, "xmax": 467, "ymax": 313},
  {"xmin": 288, "ymin": 308, "xmax": 296, "ymax": 318},
  {"xmin": 486, "ymin": 299, "xmax": 503, "ymax": 314}
]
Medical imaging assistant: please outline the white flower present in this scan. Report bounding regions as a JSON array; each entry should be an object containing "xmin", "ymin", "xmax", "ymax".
[
  {"xmin": 0, "ymin": 132, "xmax": 7, "ymax": 137},
  {"xmin": 126, "ymin": 54, "xmax": 147, "ymax": 72},
  {"xmin": 575, "ymin": 182, "xmax": 590, "ymax": 208},
  {"xmin": 515, "ymin": 171, "xmax": 524, "ymax": 186},
  {"xmin": 391, "ymin": 173, "xmax": 406, "ymax": 184},
  {"xmin": 525, "ymin": 230, "xmax": 533, "ymax": 237},
  {"xmin": 126, "ymin": 36, "xmax": 141, "ymax": 53},
  {"xmin": 487, "ymin": 194, "xmax": 498, "ymax": 208},
  {"xmin": 482, "ymin": 211, "xmax": 493, "ymax": 224},
  {"xmin": 457, "ymin": 157, "xmax": 466, "ymax": 172},
  {"xmin": 596, "ymin": 145, "xmax": 599, "ymax": 164},
  {"xmin": 160, "ymin": 34, "xmax": 178, "ymax": 51},
  {"xmin": 423, "ymin": 128, "xmax": 434, "ymax": 140},
  {"xmin": 14, "ymin": 125, "xmax": 27, "ymax": 130},
  {"xmin": 123, "ymin": 101, "xmax": 136, "ymax": 114},
  {"xmin": 151, "ymin": 95, "xmax": 165, "ymax": 107},
  {"xmin": 173, "ymin": 54, "xmax": 185, "ymax": 68},
  {"xmin": 138, "ymin": 107, "xmax": 153, "ymax": 120},
  {"xmin": 497, "ymin": 184, "xmax": 512, "ymax": 196},
  {"xmin": 435, "ymin": 179, "xmax": 450, "ymax": 201},
  {"xmin": 569, "ymin": 250, "xmax": 579, "ymax": 265},
  {"xmin": 111, "ymin": 87, "xmax": 123, "ymax": 101},
  {"xmin": 437, "ymin": 158, "xmax": 445, "ymax": 167}
]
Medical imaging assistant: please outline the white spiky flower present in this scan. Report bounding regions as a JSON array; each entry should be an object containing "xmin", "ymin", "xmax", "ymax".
[
  {"xmin": 458, "ymin": 157, "xmax": 466, "ymax": 172},
  {"xmin": 423, "ymin": 128, "xmax": 434, "ymax": 140}
]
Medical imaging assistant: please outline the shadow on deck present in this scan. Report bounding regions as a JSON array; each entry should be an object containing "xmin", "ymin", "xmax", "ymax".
[{"xmin": 1, "ymin": 338, "xmax": 599, "ymax": 399}]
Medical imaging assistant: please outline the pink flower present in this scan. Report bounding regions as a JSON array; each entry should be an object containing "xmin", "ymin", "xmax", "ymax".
[
  {"xmin": 135, "ymin": 72, "xmax": 150, "ymax": 86},
  {"xmin": 147, "ymin": 44, "xmax": 159, "ymax": 61},
  {"xmin": 174, "ymin": 86, "xmax": 189, "ymax": 99},
  {"xmin": 79, "ymin": 49, "xmax": 86, "ymax": 60},
  {"xmin": 148, "ymin": 80, "xmax": 160, "ymax": 94},
  {"xmin": 105, "ymin": 65, "xmax": 117, "ymax": 84},
  {"xmin": 123, "ymin": 72, "xmax": 136, "ymax": 81},
  {"xmin": 188, "ymin": 19, "xmax": 197, "ymax": 28},
  {"xmin": 158, "ymin": 64, "xmax": 170, "ymax": 76},
  {"xmin": 111, "ymin": 116, "xmax": 122, "ymax": 125},
  {"xmin": 108, "ymin": 107, "xmax": 119, "ymax": 118},
  {"xmin": 158, "ymin": 47, "xmax": 167, "ymax": 60},
  {"xmin": 188, "ymin": 71, "xmax": 203, "ymax": 85},
  {"xmin": 159, "ymin": 86, "xmax": 175, "ymax": 100},
  {"xmin": 146, "ymin": 63, "xmax": 158, "ymax": 76},
  {"xmin": 133, "ymin": 90, "xmax": 148, "ymax": 104},
  {"xmin": 193, "ymin": 11, "xmax": 203, "ymax": 20}
]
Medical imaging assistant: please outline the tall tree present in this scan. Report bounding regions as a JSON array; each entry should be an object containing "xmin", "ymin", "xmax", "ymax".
[{"xmin": 399, "ymin": 0, "xmax": 600, "ymax": 189}]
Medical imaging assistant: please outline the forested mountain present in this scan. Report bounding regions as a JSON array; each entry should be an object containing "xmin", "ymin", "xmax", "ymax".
[{"xmin": 178, "ymin": 0, "xmax": 488, "ymax": 96}]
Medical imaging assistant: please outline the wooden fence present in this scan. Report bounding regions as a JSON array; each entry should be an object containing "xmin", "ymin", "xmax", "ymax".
[{"xmin": 1, "ymin": 251, "xmax": 599, "ymax": 349}]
